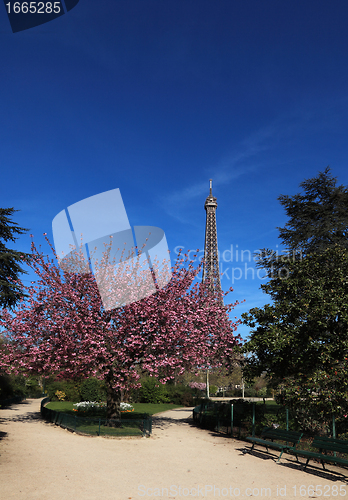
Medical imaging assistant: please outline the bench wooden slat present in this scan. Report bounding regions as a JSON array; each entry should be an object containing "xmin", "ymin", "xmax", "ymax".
[
  {"xmin": 246, "ymin": 437, "xmax": 288, "ymax": 450},
  {"xmin": 292, "ymin": 436, "xmax": 348, "ymax": 471},
  {"xmin": 246, "ymin": 428, "xmax": 303, "ymax": 463}
]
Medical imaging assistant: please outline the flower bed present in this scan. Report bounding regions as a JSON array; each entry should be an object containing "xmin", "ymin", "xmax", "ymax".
[
  {"xmin": 73, "ymin": 401, "xmax": 134, "ymax": 415},
  {"xmin": 41, "ymin": 398, "xmax": 151, "ymax": 437},
  {"xmin": 120, "ymin": 402, "xmax": 134, "ymax": 412}
]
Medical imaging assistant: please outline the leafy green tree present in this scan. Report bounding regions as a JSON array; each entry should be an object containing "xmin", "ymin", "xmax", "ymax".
[
  {"xmin": 243, "ymin": 246, "xmax": 348, "ymax": 430},
  {"xmin": 243, "ymin": 169, "xmax": 348, "ymax": 430},
  {"xmin": 0, "ymin": 208, "xmax": 29, "ymax": 309},
  {"xmin": 256, "ymin": 167, "xmax": 348, "ymax": 279},
  {"xmin": 277, "ymin": 167, "xmax": 348, "ymax": 255}
]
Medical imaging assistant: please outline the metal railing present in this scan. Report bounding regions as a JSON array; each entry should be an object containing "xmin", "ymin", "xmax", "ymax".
[
  {"xmin": 193, "ymin": 399, "xmax": 279, "ymax": 437},
  {"xmin": 40, "ymin": 398, "xmax": 152, "ymax": 437}
]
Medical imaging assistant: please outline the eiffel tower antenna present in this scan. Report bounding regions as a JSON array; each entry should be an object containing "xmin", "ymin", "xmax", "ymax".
[{"xmin": 202, "ymin": 179, "xmax": 222, "ymax": 297}]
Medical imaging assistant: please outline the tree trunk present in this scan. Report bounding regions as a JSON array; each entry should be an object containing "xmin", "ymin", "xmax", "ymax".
[
  {"xmin": 121, "ymin": 388, "xmax": 131, "ymax": 403},
  {"xmin": 105, "ymin": 374, "xmax": 121, "ymax": 423}
]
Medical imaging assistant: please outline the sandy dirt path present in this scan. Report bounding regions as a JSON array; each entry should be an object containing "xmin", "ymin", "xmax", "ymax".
[{"xmin": 0, "ymin": 399, "xmax": 347, "ymax": 500}]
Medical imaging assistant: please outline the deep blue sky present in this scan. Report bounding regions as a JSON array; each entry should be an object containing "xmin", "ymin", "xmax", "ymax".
[{"xmin": 2, "ymin": 1, "xmax": 348, "ymax": 339}]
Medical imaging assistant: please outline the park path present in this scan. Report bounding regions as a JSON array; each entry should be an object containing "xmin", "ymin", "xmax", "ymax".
[{"xmin": 0, "ymin": 399, "xmax": 347, "ymax": 499}]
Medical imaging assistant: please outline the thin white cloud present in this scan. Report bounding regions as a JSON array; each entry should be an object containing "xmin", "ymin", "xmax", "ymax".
[
  {"xmin": 161, "ymin": 123, "xmax": 279, "ymax": 224},
  {"xmin": 160, "ymin": 97, "xmax": 344, "ymax": 224}
]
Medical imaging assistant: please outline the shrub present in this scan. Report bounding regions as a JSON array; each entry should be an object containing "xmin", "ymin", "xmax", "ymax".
[
  {"xmin": 64, "ymin": 383, "xmax": 81, "ymax": 402},
  {"xmin": 133, "ymin": 380, "xmax": 198, "ymax": 406},
  {"xmin": 0, "ymin": 374, "xmax": 18, "ymax": 399},
  {"xmin": 79, "ymin": 377, "xmax": 104, "ymax": 402},
  {"xmin": 209, "ymin": 385, "xmax": 218, "ymax": 396},
  {"xmin": 0, "ymin": 374, "xmax": 41, "ymax": 399},
  {"xmin": 46, "ymin": 380, "xmax": 65, "ymax": 401},
  {"xmin": 46, "ymin": 379, "xmax": 81, "ymax": 402},
  {"xmin": 180, "ymin": 391, "xmax": 194, "ymax": 406},
  {"xmin": 166, "ymin": 384, "xmax": 194, "ymax": 406},
  {"xmin": 137, "ymin": 377, "xmax": 170, "ymax": 404},
  {"xmin": 24, "ymin": 376, "xmax": 42, "ymax": 397},
  {"xmin": 244, "ymin": 388, "xmax": 257, "ymax": 397},
  {"xmin": 55, "ymin": 390, "xmax": 66, "ymax": 401}
]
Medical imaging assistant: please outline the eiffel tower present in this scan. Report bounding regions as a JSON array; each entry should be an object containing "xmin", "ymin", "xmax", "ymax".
[
  {"xmin": 202, "ymin": 179, "xmax": 222, "ymax": 298},
  {"xmin": 202, "ymin": 179, "xmax": 222, "ymax": 398}
]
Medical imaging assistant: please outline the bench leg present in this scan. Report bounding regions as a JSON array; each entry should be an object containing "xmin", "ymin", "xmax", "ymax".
[
  {"xmin": 276, "ymin": 450, "xmax": 284, "ymax": 464},
  {"xmin": 303, "ymin": 458, "xmax": 310, "ymax": 470}
]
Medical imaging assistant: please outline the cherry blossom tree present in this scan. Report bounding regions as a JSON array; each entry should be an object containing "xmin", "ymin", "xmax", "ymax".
[{"xmin": 0, "ymin": 236, "xmax": 242, "ymax": 418}]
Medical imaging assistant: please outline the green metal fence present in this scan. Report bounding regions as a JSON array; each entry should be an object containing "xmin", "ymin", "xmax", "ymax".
[
  {"xmin": 193, "ymin": 399, "xmax": 291, "ymax": 438},
  {"xmin": 193, "ymin": 399, "xmax": 340, "ymax": 439},
  {"xmin": 40, "ymin": 398, "xmax": 152, "ymax": 437},
  {"xmin": 193, "ymin": 399, "xmax": 260, "ymax": 437}
]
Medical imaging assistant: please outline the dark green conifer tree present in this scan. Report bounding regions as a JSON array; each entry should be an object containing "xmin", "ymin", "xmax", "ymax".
[
  {"xmin": 0, "ymin": 208, "xmax": 29, "ymax": 309},
  {"xmin": 278, "ymin": 166, "xmax": 348, "ymax": 255},
  {"xmin": 256, "ymin": 167, "xmax": 348, "ymax": 277}
]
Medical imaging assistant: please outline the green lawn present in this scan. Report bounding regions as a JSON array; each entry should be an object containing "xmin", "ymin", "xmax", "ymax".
[
  {"xmin": 44, "ymin": 401, "xmax": 182, "ymax": 437},
  {"xmin": 132, "ymin": 403, "xmax": 182, "ymax": 415},
  {"xmin": 77, "ymin": 424, "xmax": 143, "ymax": 436},
  {"xmin": 45, "ymin": 401, "xmax": 182, "ymax": 417},
  {"xmin": 46, "ymin": 401, "xmax": 75, "ymax": 413},
  {"xmin": 262, "ymin": 400, "xmax": 282, "ymax": 413}
]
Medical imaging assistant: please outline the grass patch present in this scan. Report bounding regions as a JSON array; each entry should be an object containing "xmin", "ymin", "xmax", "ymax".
[
  {"xmin": 132, "ymin": 403, "xmax": 182, "ymax": 415},
  {"xmin": 89, "ymin": 426, "xmax": 142, "ymax": 436},
  {"xmin": 263, "ymin": 400, "xmax": 282, "ymax": 414},
  {"xmin": 76, "ymin": 423, "xmax": 143, "ymax": 437},
  {"xmin": 45, "ymin": 401, "xmax": 75, "ymax": 413},
  {"xmin": 45, "ymin": 401, "xmax": 182, "ymax": 417}
]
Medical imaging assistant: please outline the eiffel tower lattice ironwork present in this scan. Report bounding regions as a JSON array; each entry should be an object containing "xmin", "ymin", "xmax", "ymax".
[{"xmin": 202, "ymin": 179, "xmax": 222, "ymax": 298}]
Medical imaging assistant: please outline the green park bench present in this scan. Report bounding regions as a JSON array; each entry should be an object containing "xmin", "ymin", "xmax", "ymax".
[
  {"xmin": 292, "ymin": 436, "xmax": 348, "ymax": 471},
  {"xmin": 246, "ymin": 427, "xmax": 303, "ymax": 463}
]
